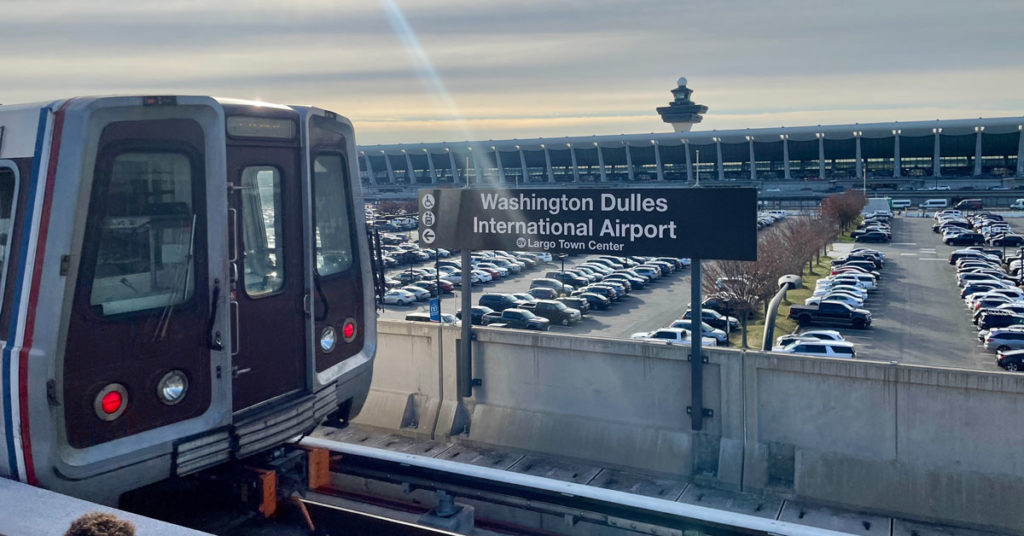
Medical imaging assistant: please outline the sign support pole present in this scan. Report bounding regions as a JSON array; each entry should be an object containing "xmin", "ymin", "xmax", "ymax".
[
  {"xmin": 690, "ymin": 258, "xmax": 704, "ymax": 431},
  {"xmin": 458, "ymin": 242, "xmax": 473, "ymax": 398}
]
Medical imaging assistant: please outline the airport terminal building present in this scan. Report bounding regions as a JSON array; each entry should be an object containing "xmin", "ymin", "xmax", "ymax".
[{"xmin": 357, "ymin": 80, "xmax": 1024, "ymax": 188}]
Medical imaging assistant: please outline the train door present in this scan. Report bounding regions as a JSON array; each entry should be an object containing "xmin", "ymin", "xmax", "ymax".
[{"xmin": 225, "ymin": 111, "xmax": 307, "ymax": 412}]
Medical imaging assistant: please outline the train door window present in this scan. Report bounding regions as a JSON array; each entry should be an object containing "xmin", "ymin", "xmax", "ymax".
[
  {"xmin": 241, "ymin": 166, "xmax": 284, "ymax": 296},
  {"xmin": 312, "ymin": 154, "xmax": 353, "ymax": 276},
  {"xmin": 0, "ymin": 163, "xmax": 17, "ymax": 315},
  {"xmin": 89, "ymin": 152, "xmax": 197, "ymax": 315}
]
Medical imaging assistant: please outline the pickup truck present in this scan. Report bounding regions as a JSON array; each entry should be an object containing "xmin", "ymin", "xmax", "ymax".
[
  {"xmin": 491, "ymin": 308, "xmax": 550, "ymax": 331},
  {"xmin": 788, "ymin": 301, "xmax": 872, "ymax": 329},
  {"xmin": 630, "ymin": 328, "xmax": 718, "ymax": 347}
]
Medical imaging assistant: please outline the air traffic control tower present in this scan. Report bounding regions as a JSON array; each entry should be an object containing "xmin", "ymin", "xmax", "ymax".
[{"xmin": 656, "ymin": 77, "xmax": 708, "ymax": 132}]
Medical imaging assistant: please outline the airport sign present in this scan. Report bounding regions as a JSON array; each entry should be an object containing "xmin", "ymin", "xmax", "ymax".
[{"xmin": 418, "ymin": 187, "xmax": 756, "ymax": 260}]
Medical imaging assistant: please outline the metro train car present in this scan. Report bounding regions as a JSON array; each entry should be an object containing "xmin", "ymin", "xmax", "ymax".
[{"xmin": 0, "ymin": 96, "xmax": 375, "ymax": 505}]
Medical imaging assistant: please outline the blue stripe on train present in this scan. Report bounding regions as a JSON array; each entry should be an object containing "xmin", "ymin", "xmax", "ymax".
[{"xmin": 2, "ymin": 107, "xmax": 48, "ymax": 481}]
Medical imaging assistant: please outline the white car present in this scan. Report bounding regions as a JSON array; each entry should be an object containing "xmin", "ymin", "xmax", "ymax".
[
  {"xmin": 772, "ymin": 340, "xmax": 856, "ymax": 358},
  {"xmin": 831, "ymin": 275, "xmax": 876, "ymax": 290},
  {"xmin": 536, "ymin": 252, "xmax": 553, "ymax": 262},
  {"xmin": 805, "ymin": 295, "xmax": 864, "ymax": 308},
  {"xmin": 814, "ymin": 284, "xmax": 868, "ymax": 299},
  {"xmin": 402, "ymin": 285, "xmax": 431, "ymax": 301},
  {"xmin": 775, "ymin": 329, "xmax": 845, "ymax": 347},
  {"xmin": 630, "ymin": 328, "xmax": 717, "ymax": 347},
  {"xmin": 668, "ymin": 319, "xmax": 728, "ymax": 344},
  {"xmin": 383, "ymin": 289, "xmax": 416, "ymax": 305},
  {"xmin": 472, "ymin": 269, "xmax": 493, "ymax": 283}
]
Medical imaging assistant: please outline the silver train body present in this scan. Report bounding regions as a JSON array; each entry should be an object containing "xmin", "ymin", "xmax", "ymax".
[{"xmin": 0, "ymin": 96, "xmax": 375, "ymax": 504}]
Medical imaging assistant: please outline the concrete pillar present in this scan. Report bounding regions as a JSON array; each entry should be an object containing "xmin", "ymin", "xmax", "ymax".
[
  {"xmin": 715, "ymin": 139, "xmax": 724, "ymax": 180},
  {"xmin": 781, "ymin": 136, "xmax": 791, "ymax": 180},
  {"xmin": 933, "ymin": 129, "xmax": 942, "ymax": 178},
  {"xmin": 543, "ymin": 146, "xmax": 555, "ymax": 183},
  {"xmin": 363, "ymin": 154, "xmax": 378, "ymax": 185},
  {"xmin": 747, "ymin": 137, "xmax": 757, "ymax": 181},
  {"xmin": 893, "ymin": 132, "xmax": 901, "ymax": 178},
  {"xmin": 403, "ymin": 151, "xmax": 417, "ymax": 184},
  {"xmin": 472, "ymin": 150, "xmax": 485, "ymax": 184},
  {"xmin": 447, "ymin": 149, "xmax": 459, "ymax": 185},
  {"xmin": 974, "ymin": 128, "xmax": 984, "ymax": 176},
  {"xmin": 425, "ymin": 151, "xmax": 438, "ymax": 184},
  {"xmin": 817, "ymin": 135, "xmax": 826, "ymax": 179},
  {"xmin": 653, "ymin": 142, "xmax": 664, "ymax": 181},
  {"xmin": 494, "ymin": 148, "xmax": 506, "ymax": 183},
  {"xmin": 683, "ymin": 141, "xmax": 694, "ymax": 183},
  {"xmin": 625, "ymin": 143, "xmax": 635, "ymax": 181},
  {"xmin": 1017, "ymin": 128, "xmax": 1024, "ymax": 177},
  {"xmin": 518, "ymin": 149, "xmax": 529, "ymax": 184},
  {"xmin": 382, "ymin": 151, "xmax": 397, "ymax": 184},
  {"xmin": 595, "ymin": 144, "xmax": 608, "ymax": 182},
  {"xmin": 569, "ymin": 145, "xmax": 580, "ymax": 182},
  {"xmin": 854, "ymin": 136, "xmax": 863, "ymax": 181}
]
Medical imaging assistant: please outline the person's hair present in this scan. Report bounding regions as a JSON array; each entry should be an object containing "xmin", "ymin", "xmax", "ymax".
[{"xmin": 65, "ymin": 512, "xmax": 136, "ymax": 536}]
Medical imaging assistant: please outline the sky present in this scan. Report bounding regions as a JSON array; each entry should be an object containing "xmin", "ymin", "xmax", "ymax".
[{"xmin": 2, "ymin": 0, "xmax": 1023, "ymax": 145}]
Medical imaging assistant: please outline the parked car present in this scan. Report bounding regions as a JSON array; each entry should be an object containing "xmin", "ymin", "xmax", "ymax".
[
  {"xmin": 478, "ymin": 293, "xmax": 526, "ymax": 312},
  {"xmin": 402, "ymin": 285, "xmax": 431, "ymax": 301},
  {"xmin": 576, "ymin": 291, "xmax": 611, "ymax": 310},
  {"xmin": 530, "ymin": 277, "xmax": 572, "ymax": 296},
  {"xmin": 456, "ymin": 306, "xmax": 497, "ymax": 326},
  {"xmin": 775, "ymin": 329, "xmax": 846, "ymax": 348},
  {"xmin": 788, "ymin": 301, "xmax": 871, "ymax": 329},
  {"xmin": 682, "ymin": 308, "xmax": 740, "ymax": 331},
  {"xmin": 383, "ymin": 288, "xmax": 416, "ymax": 305},
  {"xmin": 669, "ymin": 319, "xmax": 728, "ymax": 344},
  {"xmin": 771, "ymin": 340, "xmax": 856, "ymax": 358},
  {"xmin": 405, "ymin": 312, "xmax": 459, "ymax": 325},
  {"xmin": 492, "ymin": 308, "xmax": 550, "ymax": 331},
  {"xmin": 996, "ymin": 348, "xmax": 1024, "ymax": 371},
  {"xmin": 531, "ymin": 300, "xmax": 581, "ymax": 326},
  {"xmin": 630, "ymin": 328, "xmax": 717, "ymax": 347},
  {"xmin": 983, "ymin": 329, "xmax": 1024, "ymax": 352},
  {"xmin": 557, "ymin": 296, "xmax": 590, "ymax": 315},
  {"xmin": 528, "ymin": 287, "xmax": 559, "ymax": 300}
]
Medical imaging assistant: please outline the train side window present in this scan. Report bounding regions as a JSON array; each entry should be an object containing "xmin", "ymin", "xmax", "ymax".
[
  {"xmin": 89, "ymin": 152, "xmax": 196, "ymax": 315},
  {"xmin": 0, "ymin": 164, "xmax": 17, "ymax": 315},
  {"xmin": 312, "ymin": 154, "xmax": 353, "ymax": 276},
  {"xmin": 241, "ymin": 166, "xmax": 284, "ymax": 297}
]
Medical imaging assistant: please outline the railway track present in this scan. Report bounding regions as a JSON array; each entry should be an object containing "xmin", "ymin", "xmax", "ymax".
[{"xmin": 298, "ymin": 436, "xmax": 858, "ymax": 536}]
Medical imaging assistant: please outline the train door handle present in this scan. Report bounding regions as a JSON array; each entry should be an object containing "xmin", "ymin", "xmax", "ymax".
[
  {"xmin": 232, "ymin": 367, "xmax": 252, "ymax": 378},
  {"xmin": 230, "ymin": 300, "xmax": 240, "ymax": 356}
]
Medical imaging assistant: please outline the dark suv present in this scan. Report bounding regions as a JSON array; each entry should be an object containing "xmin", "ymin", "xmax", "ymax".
[
  {"xmin": 478, "ymin": 293, "xmax": 525, "ymax": 312},
  {"xmin": 532, "ymin": 300, "xmax": 581, "ymax": 326},
  {"xmin": 546, "ymin": 271, "xmax": 590, "ymax": 289}
]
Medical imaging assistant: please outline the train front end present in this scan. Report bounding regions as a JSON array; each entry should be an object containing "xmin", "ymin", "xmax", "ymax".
[{"xmin": 0, "ymin": 96, "xmax": 374, "ymax": 505}]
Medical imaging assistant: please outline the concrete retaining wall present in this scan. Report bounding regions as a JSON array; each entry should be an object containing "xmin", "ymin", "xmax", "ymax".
[{"xmin": 354, "ymin": 320, "xmax": 1024, "ymax": 533}]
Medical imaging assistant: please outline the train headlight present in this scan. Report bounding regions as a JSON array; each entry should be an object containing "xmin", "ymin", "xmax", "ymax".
[
  {"xmin": 321, "ymin": 326, "xmax": 337, "ymax": 353},
  {"xmin": 157, "ymin": 370, "xmax": 189, "ymax": 406},
  {"xmin": 94, "ymin": 383, "xmax": 128, "ymax": 421}
]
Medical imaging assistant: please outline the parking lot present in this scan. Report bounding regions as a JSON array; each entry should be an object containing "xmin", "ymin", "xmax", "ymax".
[
  {"xmin": 379, "ymin": 254, "xmax": 696, "ymax": 339},
  {"xmin": 378, "ymin": 215, "xmax": 1018, "ymax": 372},
  {"xmin": 828, "ymin": 216, "xmax": 1002, "ymax": 371}
]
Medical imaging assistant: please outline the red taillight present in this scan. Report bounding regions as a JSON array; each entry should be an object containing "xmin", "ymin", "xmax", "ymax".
[
  {"xmin": 101, "ymin": 391, "xmax": 123, "ymax": 414},
  {"xmin": 987, "ymin": 338, "xmax": 994, "ymax": 343},
  {"xmin": 94, "ymin": 383, "xmax": 127, "ymax": 421},
  {"xmin": 342, "ymin": 319, "xmax": 357, "ymax": 342}
]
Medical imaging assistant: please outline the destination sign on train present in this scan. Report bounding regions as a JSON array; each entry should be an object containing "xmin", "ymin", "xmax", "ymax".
[{"xmin": 417, "ymin": 187, "xmax": 756, "ymax": 260}]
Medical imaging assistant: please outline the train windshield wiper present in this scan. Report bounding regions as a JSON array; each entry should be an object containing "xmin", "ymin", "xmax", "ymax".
[{"xmin": 154, "ymin": 213, "xmax": 197, "ymax": 342}]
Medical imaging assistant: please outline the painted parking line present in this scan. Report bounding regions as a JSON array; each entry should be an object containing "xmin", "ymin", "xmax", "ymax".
[
  {"xmin": 919, "ymin": 258, "xmax": 947, "ymax": 261},
  {"xmin": 900, "ymin": 253, "xmax": 918, "ymax": 256},
  {"xmin": 892, "ymin": 242, "xmax": 917, "ymax": 246}
]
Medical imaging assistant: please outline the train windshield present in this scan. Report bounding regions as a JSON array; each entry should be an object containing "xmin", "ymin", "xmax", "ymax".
[
  {"xmin": 312, "ymin": 154, "xmax": 353, "ymax": 276},
  {"xmin": 90, "ymin": 152, "xmax": 196, "ymax": 315}
]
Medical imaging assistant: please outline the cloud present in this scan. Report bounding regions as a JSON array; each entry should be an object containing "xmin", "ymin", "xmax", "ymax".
[{"xmin": 1, "ymin": 0, "xmax": 1022, "ymax": 145}]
